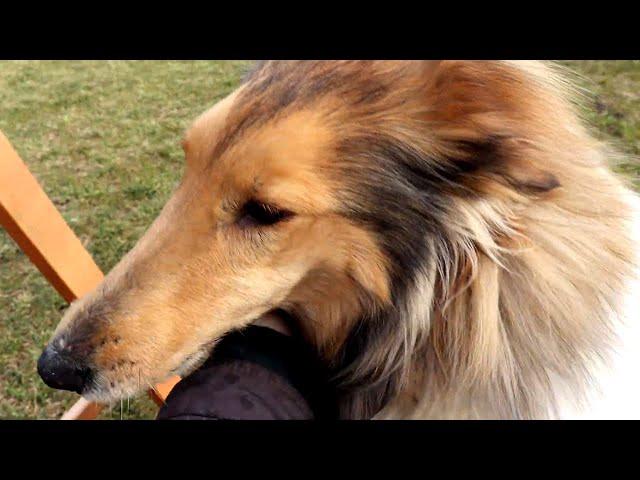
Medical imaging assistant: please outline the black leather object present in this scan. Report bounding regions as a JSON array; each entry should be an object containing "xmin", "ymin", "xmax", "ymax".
[{"xmin": 157, "ymin": 326, "xmax": 337, "ymax": 420}]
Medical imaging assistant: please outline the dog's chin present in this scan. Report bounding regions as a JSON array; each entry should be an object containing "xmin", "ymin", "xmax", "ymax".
[
  {"xmin": 83, "ymin": 346, "xmax": 215, "ymax": 404},
  {"xmin": 82, "ymin": 312, "xmax": 295, "ymax": 404},
  {"xmin": 169, "ymin": 345, "xmax": 215, "ymax": 378},
  {"xmin": 81, "ymin": 375, "xmax": 145, "ymax": 404}
]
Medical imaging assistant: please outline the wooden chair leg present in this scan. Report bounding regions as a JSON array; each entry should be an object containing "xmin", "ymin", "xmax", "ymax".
[
  {"xmin": 0, "ymin": 130, "xmax": 180, "ymax": 419},
  {"xmin": 61, "ymin": 397, "xmax": 104, "ymax": 420}
]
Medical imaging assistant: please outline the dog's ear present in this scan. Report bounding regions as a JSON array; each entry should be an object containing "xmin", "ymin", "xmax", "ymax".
[{"xmin": 418, "ymin": 60, "xmax": 561, "ymax": 196}]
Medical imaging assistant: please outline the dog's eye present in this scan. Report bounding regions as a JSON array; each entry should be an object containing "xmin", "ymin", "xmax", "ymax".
[{"xmin": 237, "ymin": 200, "xmax": 292, "ymax": 228}]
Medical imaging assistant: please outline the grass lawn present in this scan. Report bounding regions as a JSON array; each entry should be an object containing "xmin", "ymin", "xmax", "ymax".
[{"xmin": 0, "ymin": 60, "xmax": 638, "ymax": 419}]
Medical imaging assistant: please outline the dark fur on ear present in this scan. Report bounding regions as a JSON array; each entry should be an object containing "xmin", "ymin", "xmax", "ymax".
[
  {"xmin": 422, "ymin": 61, "xmax": 563, "ymax": 197},
  {"xmin": 445, "ymin": 137, "xmax": 561, "ymax": 196}
]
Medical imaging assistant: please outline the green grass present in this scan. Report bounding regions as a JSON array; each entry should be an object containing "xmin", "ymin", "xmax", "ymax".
[
  {"xmin": 0, "ymin": 61, "xmax": 250, "ymax": 419},
  {"xmin": 0, "ymin": 61, "xmax": 638, "ymax": 419},
  {"xmin": 561, "ymin": 61, "xmax": 640, "ymax": 189}
]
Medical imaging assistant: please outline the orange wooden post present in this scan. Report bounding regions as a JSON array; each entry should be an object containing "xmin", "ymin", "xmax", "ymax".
[
  {"xmin": 0, "ymin": 130, "xmax": 179, "ymax": 419},
  {"xmin": 0, "ymin": 132, "xmax": 104, "ymax": 303}
]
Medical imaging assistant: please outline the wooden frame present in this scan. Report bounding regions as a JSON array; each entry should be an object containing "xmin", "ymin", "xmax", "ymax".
[{"xmin": 0, "ymin": 130, "xmax": 180, "ymax": 419}]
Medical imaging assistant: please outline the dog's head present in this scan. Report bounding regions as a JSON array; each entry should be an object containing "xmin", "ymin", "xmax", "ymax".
[{"xmin": 40, "ymin": 61, "xmax": 609, "ymax": 417}]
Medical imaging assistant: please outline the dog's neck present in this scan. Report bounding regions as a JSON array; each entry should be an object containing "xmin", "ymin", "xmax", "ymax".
[
  {"xmin": 377, "ymin": 192, "xmax": 640, "ymax": 420},
  {"xmin": 554, "ymin": 205, "xmax": 640, "ymax": 420},
  {"xmin": 380, "ymin": 286, "xmax": 640, "ymax": 420},
  {"xmin": 554, "ymin": 290, "xmax": 640, "ymax": 419}
]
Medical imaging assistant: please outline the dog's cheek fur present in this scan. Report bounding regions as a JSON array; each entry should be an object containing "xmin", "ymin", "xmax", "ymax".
[{"xmin": 280, "ymin": 216, "xmax": 391, "ymax": 356}]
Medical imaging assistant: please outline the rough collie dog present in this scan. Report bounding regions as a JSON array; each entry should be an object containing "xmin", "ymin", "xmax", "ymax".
[{"xmin": 38, "ymin": 61, "xmax": 640, "ymax": 419}]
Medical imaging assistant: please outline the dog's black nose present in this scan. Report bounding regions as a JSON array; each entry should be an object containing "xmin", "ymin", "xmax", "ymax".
[{"xmin": 37, "ymin": 345, "xmax": 92, "ymax": 394}]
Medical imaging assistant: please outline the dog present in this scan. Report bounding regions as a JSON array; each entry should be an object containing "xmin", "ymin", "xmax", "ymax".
[{"xmin": 38, "ymin": 61, "xmax": 640, "ymax": 419}]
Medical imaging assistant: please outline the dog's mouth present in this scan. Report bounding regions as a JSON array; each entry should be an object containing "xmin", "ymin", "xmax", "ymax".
[
  {"xmin": 38, "ymin": 331, "xmax": 216, "ymax": 403},
  {"xmin": 84, "ymin": 341, "xmax": 218, "ymax": 404},
  {"xmin": 42, "ymin": 308, "xmax": 304, "ymax": 404}
]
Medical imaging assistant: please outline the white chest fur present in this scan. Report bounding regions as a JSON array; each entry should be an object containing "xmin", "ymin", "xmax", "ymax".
[{"xmin": 557, "ymin": 193, "xmax": 640, "ymax": 419}]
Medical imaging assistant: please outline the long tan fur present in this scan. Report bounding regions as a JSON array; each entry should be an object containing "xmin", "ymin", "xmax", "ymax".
[{"xmin": 371, "ymin": 62, "xmax": 638, "ymax": 418}]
